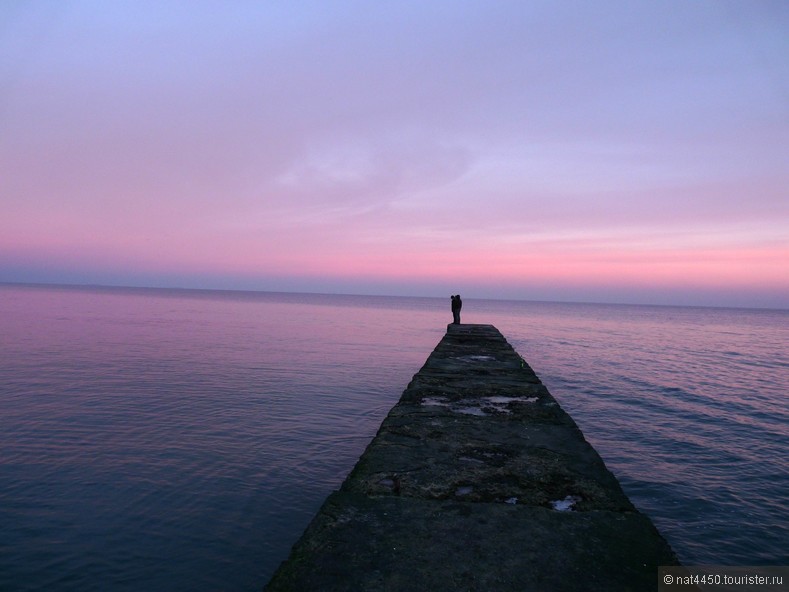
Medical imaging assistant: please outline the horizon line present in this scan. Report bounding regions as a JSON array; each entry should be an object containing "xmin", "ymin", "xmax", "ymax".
[{"xmin": 2, "ymin": 280, "xmax": 786, "ymax": 313}]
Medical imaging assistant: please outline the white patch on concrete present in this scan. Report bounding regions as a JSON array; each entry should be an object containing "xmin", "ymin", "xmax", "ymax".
[
  {"xmin": 423, "ymin": 395, "xmax": 539, "ymax": 415},
  {"xmin": 456, "ymin": 406, "xmax": 487, "ymax": 416},
  {"xmin": 457, "ymin": 355, "xmax": 496, "ymax": 362},
  {"xmin": 482, "ymin": 395, "xmax": 539, "ymax": 413},
  {"xmin": 421, "ymin": 397, "xmax": 450, "ymax": 407},
  {"xmin": 550, "ymin": 495, "xmax": 581, "ymax": 511},
  {"xmin": 486, "ymin": 396, "xmax": 522, "ymax": 405}
]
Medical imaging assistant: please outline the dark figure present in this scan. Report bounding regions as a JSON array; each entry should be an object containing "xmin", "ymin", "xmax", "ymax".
[{"xmin": 451, "ymin": 294, "xmax": 462, "ymax": 324}]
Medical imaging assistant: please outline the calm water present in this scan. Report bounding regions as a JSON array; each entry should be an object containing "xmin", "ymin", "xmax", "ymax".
[{"xmin": 1, "ymin": 285, "xmax": 787, "ymax": 590}]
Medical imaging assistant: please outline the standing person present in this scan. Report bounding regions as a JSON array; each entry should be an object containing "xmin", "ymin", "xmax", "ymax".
[{"xmin": 451, "ymin": 295, "xmax": 461, "ymax": 324}]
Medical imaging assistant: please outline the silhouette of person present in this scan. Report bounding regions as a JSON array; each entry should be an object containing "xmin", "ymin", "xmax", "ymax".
[{"xmin": 451, "ymin": 294, "xmax": 462, "ymax": 324}]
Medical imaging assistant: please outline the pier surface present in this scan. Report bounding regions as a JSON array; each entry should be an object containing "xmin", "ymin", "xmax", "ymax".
[{"xmin": 265, "ymin": 324, "xmax": 677, "ymax": 591}]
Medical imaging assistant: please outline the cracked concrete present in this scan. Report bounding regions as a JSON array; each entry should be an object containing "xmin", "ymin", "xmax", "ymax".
[{"xmin": 265, "ymin": 324, "xmax": 678, "ymax": 591}]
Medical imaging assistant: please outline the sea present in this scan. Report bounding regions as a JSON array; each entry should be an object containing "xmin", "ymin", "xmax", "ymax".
[{"xmin": 1, "ymin": 283, "xmax": 787, "ymax": 591}]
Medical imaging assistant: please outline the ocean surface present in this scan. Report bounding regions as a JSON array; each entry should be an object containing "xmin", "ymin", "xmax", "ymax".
[{"xmin": 1, "ymin": 284, "xmax": 787, "ymax": 591}]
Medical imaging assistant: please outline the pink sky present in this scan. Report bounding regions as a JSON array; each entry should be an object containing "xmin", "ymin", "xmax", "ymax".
[{"xmin": 1, "ymin": 1, "xmax": 788, "ymax": 308}]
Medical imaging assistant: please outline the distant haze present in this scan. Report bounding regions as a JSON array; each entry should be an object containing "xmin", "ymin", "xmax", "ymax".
[{"xmin": 1, "ymin": 1, "xmax": 787, "ymax": 308}]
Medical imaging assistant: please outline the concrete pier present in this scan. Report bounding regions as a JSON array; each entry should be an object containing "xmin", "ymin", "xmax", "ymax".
[{"xmin": 265, "ymin": 324, "xmax": 678, "ymax": 591}]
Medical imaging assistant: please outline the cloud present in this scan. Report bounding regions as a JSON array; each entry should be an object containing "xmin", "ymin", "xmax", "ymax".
[{"xmin": 269, "ymin": 132, "xmax": 472, "ymax": 211}]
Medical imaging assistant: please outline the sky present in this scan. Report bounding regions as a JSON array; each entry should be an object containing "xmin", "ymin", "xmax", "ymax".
[{"xmin": 1, "ymin": 1, "xmax": 788, "ymax": 308}]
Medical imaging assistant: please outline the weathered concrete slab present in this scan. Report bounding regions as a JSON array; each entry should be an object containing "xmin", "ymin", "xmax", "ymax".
[{"xmin": 265, "ymin": 324, "xmax": 678, "ymax": 591}]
